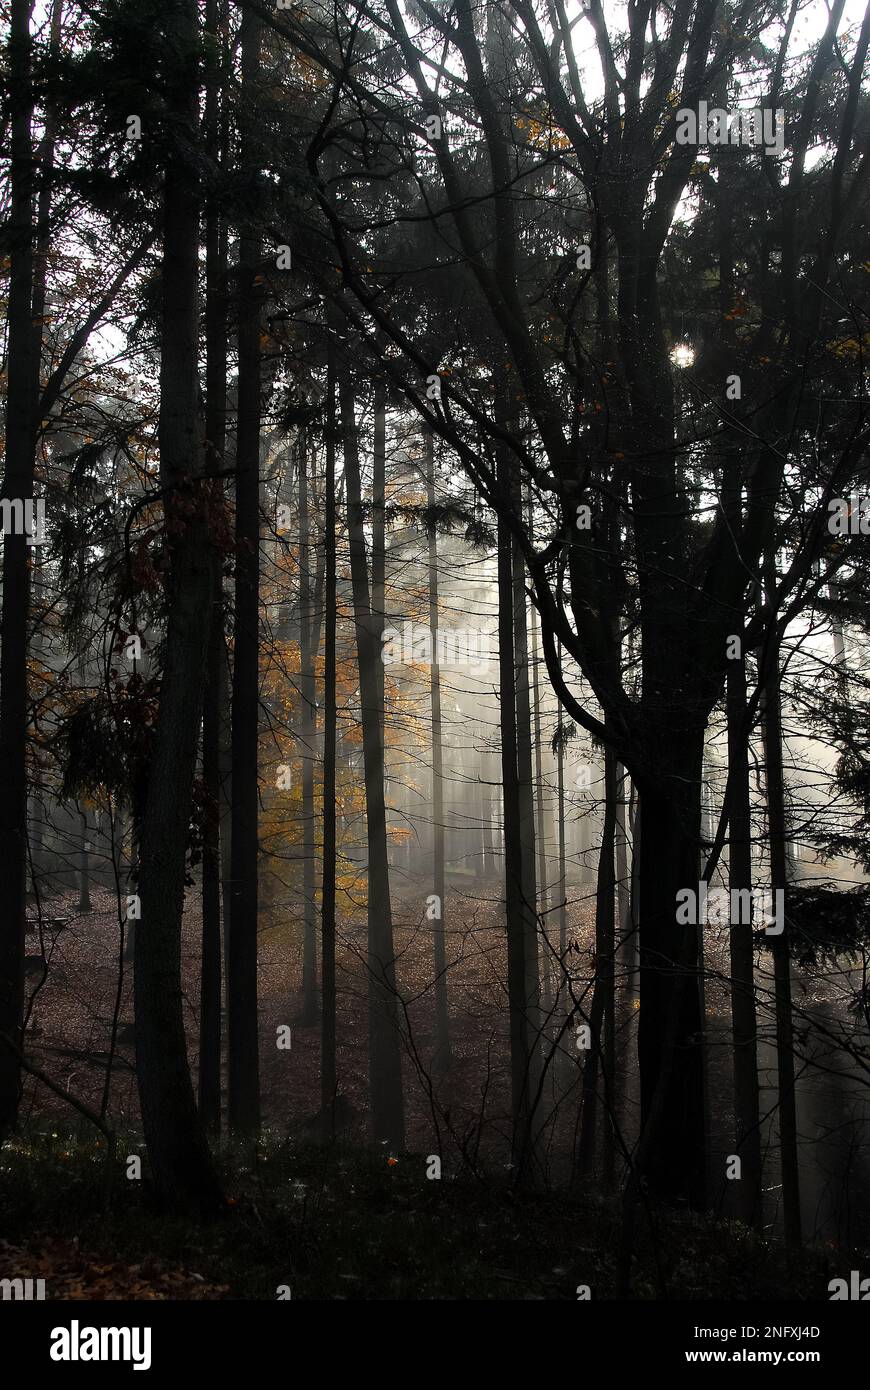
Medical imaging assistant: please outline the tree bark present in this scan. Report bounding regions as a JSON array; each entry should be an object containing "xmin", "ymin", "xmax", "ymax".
[
  {"xmin": 529, "ymin": 586, "xmax": 550, "ymax": 1012},
  {"xmin": 726, "ymin": 654, "xmax": 762, "ymax": 1225},
  {"xmin": 199, "ymin": 0, "xmax": 228, "ymax": 1135},
  {"xmin": 760, "ymin": 559, "xmax": 802, "ymax": 1244},
  {"xmin": 578, "ymin": 742, "xmax": 617, "ymax": 1183},
  {"xmin": 298, "ymin": 439, "xmax": 318, "ymax": 1024},
  {"xmin": 512, "ymin": 486, "xmax": 540, "ymax": 1058},
  {"xmin": 340, "ymin": 377, "xmax": 404, "ymax": 1149},
  {"xmin": 0, "ymin": 0, "xmax": 38, "ymax": 1135},
  {"xmin": 425, "ymin": 428, "xmax": 451, "ymax": 1072},
  {"xmin": 133, "ymin": 0, "xmax": 223, "ymax": 1212},
  {"xmin": 496, "ymin": 440, "xmax": 534, "ymax": 1172},
  {"xmin": 635, "ymin": 729, "xmax": 707, "ymax": 1209},
  {"xmin": 320, "ymin": 350, "xmax": 338, "ymax": 1127},
  {"xmin": 227, "ymin": 4, "xmax": 262, "ymax": 1136},
  {"xmin": 556, "ymin": 711, "xmax": 567, "ymax": 992}
]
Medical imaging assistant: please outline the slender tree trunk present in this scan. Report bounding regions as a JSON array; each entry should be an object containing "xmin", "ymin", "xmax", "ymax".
[
  {"xmin": 198, "ymin": 0, "xmax": 227, "ymax": 1135},
  {"xmin": 496, "ymin": 437, "xmax": 534, "ymax": 1172},
  {"xmin": 578, "ymin": 742, "xmax": 617, "ymax": 1182},
  {"xmin": 615, "ymin": 767, "xmax": 631, "ymax": 966},
  {"xmin": 320, "ymin": 351, "xmax": 338, "ymax": 1128},
  {"xmin": 200, "ymin": 597, "xmax": 222, "ymax": 1134},
  {"xmin": 299, "ymin": 440, "xmax": 318, "ymax": 1024},
  {"xmin": 426, "ymin": 429, "xmax": 451, "ymax": 1072},
  {"xmin": 726, "ymin": 654, "xmax": 762, "ymax": 1225},
  {"xmin": 123, "ymin": 824, "xmax": 139, "ymax": 964},
  {"xmin": 530, "ymin": 597, "xmax": 550, "ymax": 1012},
  {"xmin": 512, "ymin": 489, "xmax": 540, "ymax": 1054},
  {"xmin": 133, "ymin": 0, "xmax": 223, "ymax": 1211},
  {"xmin": 556, "ymin": 713, "xmax": 567, "ymax": 989},
  {"xmin": 227, "ymin": 4, "xmax": 262, "ymax": 1135},
  {"xmin": 26, "ymin": 547, "xmax": 48, "ymax": 906},
  {"xmin": 372, "ymin": 382, "xmax": 386, "ymax": 724},
  {"xmin": 0, "ymin": 0, "xmax": 38, "ymax": 1134},
  {"xmin": 614, "ymin": 777, "xmax": 638, "ymax": 1127},
  {"xmin": 29, "ymin": 0, "xmax": 61, "ymax": 336},
  {"xmin": 340, "ymin": 378, "xmax": 404, "ymax": 1149},
  {"xmin": 760, "ymin": 561, "xmax": 802, "ymax": 1244},
  {"xmin": 218, "ymin": 623, "xmax": 232, "ymax": 992},
  {"xmin": 712, "ymin": 113, "xmax": 763, "ymax": 1224}
]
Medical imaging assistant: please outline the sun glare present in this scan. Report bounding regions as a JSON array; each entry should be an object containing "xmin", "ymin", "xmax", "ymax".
[{"xmin": 671, "ymin": 343, "xmax": 695, "ymax": 369}]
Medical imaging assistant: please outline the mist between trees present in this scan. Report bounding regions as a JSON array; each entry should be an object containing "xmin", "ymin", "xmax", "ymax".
[{"xmin": 1, "ymin": 0, "xmax": 870, "ymax": 1297}]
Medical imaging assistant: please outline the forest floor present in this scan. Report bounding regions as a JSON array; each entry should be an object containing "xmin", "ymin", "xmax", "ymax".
[
  {"xmin": 5, "ymin": 877, "xmax": 868, "ymax": 1298},
  {"xmin": 0, "ymin": 1130, "xmax": 848, "ymax": 1299},
  {"xmin": 19, "ymin": 877, "xmax": 593, "ymax": 1161}
]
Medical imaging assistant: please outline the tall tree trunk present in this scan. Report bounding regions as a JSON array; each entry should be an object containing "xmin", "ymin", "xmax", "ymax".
[
  {"xmin": 133, "ymin": 0, "xmax": 223, "ymax": 1212},
  {"xmin": 199, "ymin": 0, "xmax": 228, "ymax": 1135},
  {"xmin": 299, "ymin": 440, "xmax": 318, "ymax": 1024},
  {"xmin": 578, "ymin": 741, "xmax": 617, "ymax": 1182},
  {"xmin": 760, "ymin": 559, "xmax": 802, "ymax": 1244},
  {"xmin": 554, "ymin": 634, "xmax": 569, "ymax": 1009},
  {"xmin": 0, "ymin": 0, "xmax": 38, "ymax": 1133},
  {"xmin": 372, "ymin": 382, "xmax": 386, "ymax": 723},
  {"xmin": 615, "ymin": 777, "xmax": 638, "ymax": 1127},
  {"xmin": 512, "ymin": 488, "xmax": 540, "ymax": 1059},
  {"xmin": 340, "ymin": 378, "xmax": 404, "ymax": 1149},
  {"xmin": 218, "ymin": 621, "xmax": 232, "ymax": 991},
  {"xmin": 320, "ymin": 350, "xmax": 338, "ymax": 1127},
  {"xmin": 530, "ymin": 594, "xmax": 550, "ymax": 1012},
  {"xmin": 496, "ymin": 436, "xmax": 535, "ymax": 1173},
  {"xmin": 713, "ymin": 103, "xmax": 762, "ymax": 1225},
  {"xmin": 635, "ymin": 730, "xmax": 707, "ymax": 1208},
  {"xmin": 726, "ymin": 653, "xmax": 762, "ymax": 1225},
  {"xmin": 200, "ymin": 593, "xmax": 222, "ymax": 1134},
  {"xmin": 556, "ymin": 709, "xmax": 567, "ymax": 992},
  {"xmin": 227, "ymin": 4, "xmax": 262, "ymax": 1135},
  {"xmin": 615, "ymin": 767, "xmax": 632, "ymax": 976},
  {"xmin": 426, "ymin": 429, "xmax": 451, "ymax": 1073}
]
